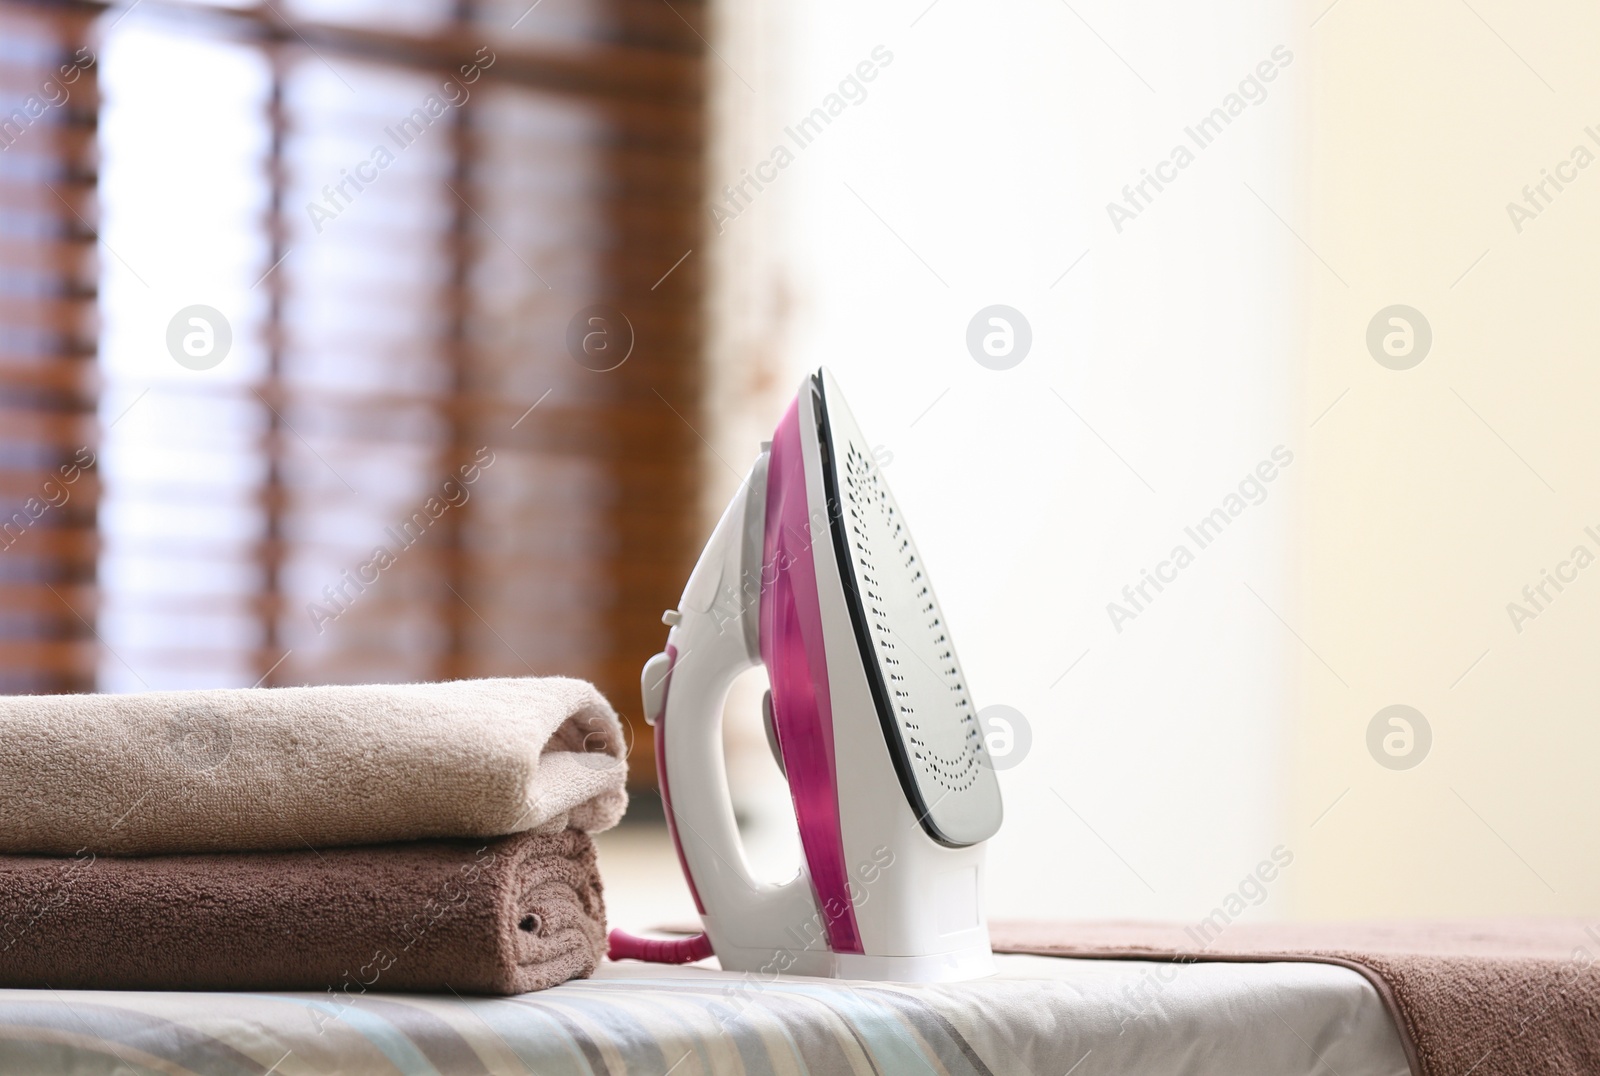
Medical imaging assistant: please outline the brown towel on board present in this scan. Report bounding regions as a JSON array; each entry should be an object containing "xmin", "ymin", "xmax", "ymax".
[
  {"xmin": 0, "ymin": 828, "xmax": 606, "ymax": 996},
  {"xmin": 993, "ymin": 918, "xmax": 1600, "ymax": 1076}
]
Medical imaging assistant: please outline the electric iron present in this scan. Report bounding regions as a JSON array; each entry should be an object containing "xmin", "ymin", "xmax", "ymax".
[{"xmin": 609, "ymin": 367, "xmax": 1003, "ymax": 982}]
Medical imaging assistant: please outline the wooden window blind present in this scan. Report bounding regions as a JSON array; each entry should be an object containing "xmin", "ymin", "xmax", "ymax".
[
  {"xmin": 0, "ymin": 3, "xmax": 99, "ymax": 696},
  {"xmin": 1, "ymin": 0, "xmax": 706, "ymax": 786}
]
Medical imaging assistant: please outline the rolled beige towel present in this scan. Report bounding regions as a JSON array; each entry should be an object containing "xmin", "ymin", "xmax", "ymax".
[{"xmin": 0, "ymin": 677, "xmax": 628, "ymax": 855}]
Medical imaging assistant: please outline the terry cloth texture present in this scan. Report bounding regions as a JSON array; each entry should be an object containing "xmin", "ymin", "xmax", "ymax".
[
  {"xmin": 992, "ymin": 918, "xmax": 1600, "ymax": 1076},
  {"xmin": 0, "ymin": 828, "xmax": 607, "ymax": 996},
  {"xmin": 0, "ymin": 677, "xmax": 627, "ymax": 855}
]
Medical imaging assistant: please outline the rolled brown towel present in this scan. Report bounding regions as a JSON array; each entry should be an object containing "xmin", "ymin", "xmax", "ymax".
[{"xmin": 0, "ymin": 828, "xmax": 606, "ymax": 996}]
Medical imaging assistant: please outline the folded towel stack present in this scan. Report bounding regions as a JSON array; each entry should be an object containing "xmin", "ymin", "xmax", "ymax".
[{"xmin": 0, "ymin": 677, "xmax": 629, "ymax": 996}]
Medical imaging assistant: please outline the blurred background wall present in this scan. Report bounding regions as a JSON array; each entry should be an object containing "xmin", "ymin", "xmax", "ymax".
[
  {"xmin": 695, "ymin": 0, "xmax": 1307, "ymax": 927},
  {"xmin": 686, "ymin": 0, "xmax": 1600, "ymax": 932},
  {"xmin": 1, "ymin": 0, "xmax": 1595, "ymax": 935},
  {"xmin": 1292, "ymin": 0, "xmax": 1600, "ymax": 918}
]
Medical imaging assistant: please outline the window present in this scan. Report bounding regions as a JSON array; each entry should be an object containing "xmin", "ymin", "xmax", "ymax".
[{"xmin": 0, "ymin": 0, "xmax": 707, "ymax": 785}]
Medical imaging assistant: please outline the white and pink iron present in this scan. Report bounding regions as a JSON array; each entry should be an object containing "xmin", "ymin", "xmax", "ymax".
[{"xmin": 610, "ymin": 367, "xmax": 1003, "ymax": 982}]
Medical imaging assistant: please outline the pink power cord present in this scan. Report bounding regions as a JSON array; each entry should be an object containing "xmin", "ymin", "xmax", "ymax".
[{"xmin": 607, "ymin": 929, "xmax": 714, "ymax": 965}]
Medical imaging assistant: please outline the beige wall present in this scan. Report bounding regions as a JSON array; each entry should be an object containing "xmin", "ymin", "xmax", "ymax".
[
  {"xmin": 1290, "ymin": 0, "xmax": 1600, "ymax": 917},
  {"xmin": 690, "ymin": 0, "xmax": 1600, "ymax": 931},
  {"xmin": 710, "ymin": 0, "xmax": 1308, "ymax": 922}
]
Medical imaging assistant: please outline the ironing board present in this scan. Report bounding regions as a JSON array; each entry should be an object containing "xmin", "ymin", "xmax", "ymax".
[{"xmin": 0, "ymin": 953, "xmax": 1411, "ymax": 1074}]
